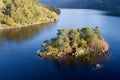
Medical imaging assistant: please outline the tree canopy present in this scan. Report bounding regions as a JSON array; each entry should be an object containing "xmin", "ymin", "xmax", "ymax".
[
  {"xmin": 39, "ymin": 27, "xmax": 109, "ymax": 64},
  {"xmin": 42, "ymin": 27, "xmax": 105, "ymax": 53},
  {"xmin": 0, "ymin": 0, "xmax": 58, "ymax": 28},
  {"xmin": 38, "ymin": 27, "xmax": 109, "ymax": 64}
]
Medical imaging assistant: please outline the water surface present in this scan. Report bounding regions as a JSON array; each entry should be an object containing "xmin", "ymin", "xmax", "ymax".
[{"xmin": 0, "ymin": 9, "xmax": 120, "ymax": 80}]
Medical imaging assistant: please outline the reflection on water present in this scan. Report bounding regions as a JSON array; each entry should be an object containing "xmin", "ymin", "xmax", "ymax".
[
  {"xmin": 0, "ymin": 23, "xmax": 54, "ymax": 41},
  {"xmin": 0, "ymin": 9, "xmax": 120, "ymax": 80},
  {"xmin": 43, "ymin": 53, "xmax": 109, "ymax": 69},
  {"xmin": 103, "ymin": 12, "xmax": 120, "ymax": 17}
]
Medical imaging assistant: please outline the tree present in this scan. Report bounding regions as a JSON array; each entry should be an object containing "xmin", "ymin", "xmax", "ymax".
[
  {"xmin": 57, "ymin": 35, "xmax": 70, "ymax": 50},
  {"xmin": 57, "ymin": 29, "xmax": 68, "ymax": 36},
  {"xmin": 51, "ymin": 29, "xmax": 70, "ymax": 51},
  {"xmin": 68, "ymin": 29, "xmax": 81, "ymax": 47},
  {"xmin": 95, "ymin": 26, "xmax": 103, "ymax": 40},
  {"xmin": 42, "ymin": 40, "xmax": 49, "ymax": 49},
  {"xmin": 88, "ymin": 39, "xmax": 109, "ymax": 52},
  {"xmin": 80, "ymin": 39, "xmax": 87, "ymax": 48},
  {"xmin": 7, "ymin": 18, "xmax": 15, "ymax": 26},
  {"xmin": 0, "ymin": 0, "xmax": 5, "ymax": 10},
  {"xmin": 80, "ymin": 27, "xmax": 97, "ymax": 41}
]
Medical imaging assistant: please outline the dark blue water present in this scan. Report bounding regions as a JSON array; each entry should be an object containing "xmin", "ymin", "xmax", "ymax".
[{"xmin": 0, "ymin": 9, "xmax": 120, "ymax": 80}]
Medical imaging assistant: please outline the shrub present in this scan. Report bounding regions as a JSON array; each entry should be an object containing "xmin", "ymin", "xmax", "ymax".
[{"xmin": 7, "ymin": 18, "xmax": 15, "ymax": 26}]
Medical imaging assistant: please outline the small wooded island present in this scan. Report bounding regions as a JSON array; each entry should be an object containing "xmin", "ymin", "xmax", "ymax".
[
  {"xmin": 0, "ymin": 0, "xmax": 59, "ymax": 29},
  {"xmin": 38, "ymin": 27, "xmax": 109, "ymax": 64}
]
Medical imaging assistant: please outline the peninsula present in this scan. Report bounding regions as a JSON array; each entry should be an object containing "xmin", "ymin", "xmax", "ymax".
[{"xmin": 0, "ymin": 0, "xmax": 59, "ymax": 29}]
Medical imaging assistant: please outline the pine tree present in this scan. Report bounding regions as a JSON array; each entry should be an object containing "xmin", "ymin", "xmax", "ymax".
[{"xmin": 95, "ymin": 26, "xmax": 103, "ymax": 40}]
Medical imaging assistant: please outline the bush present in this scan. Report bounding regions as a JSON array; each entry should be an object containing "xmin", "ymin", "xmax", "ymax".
[{"xmin": 7, "ymin": 18, "xmax": 15, "ymax": 26}]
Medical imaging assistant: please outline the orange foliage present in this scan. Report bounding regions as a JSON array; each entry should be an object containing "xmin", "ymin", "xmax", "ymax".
[
  {"xmin": 64, "ymin": 46, "xmax": 73, "ymax": 54},
  {"xmin": 88, "ymin": 40, "xmax": 109, "ymax": 52}
]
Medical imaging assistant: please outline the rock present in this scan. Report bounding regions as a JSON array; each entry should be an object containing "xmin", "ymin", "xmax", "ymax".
[
  {"xmin": 96, "ymin": 64, "xmax": 102, "ymax": 69},
  {"xmin": 72, "ymin": 53, "xmax": 75, "ymax": 56},
  {"xmin": 91, "ymin": 64, "xmax": 103, "ymax": 70},
  {"xmin": 36, "ymin": 50, "xmax": 41, "ymax": 54}
]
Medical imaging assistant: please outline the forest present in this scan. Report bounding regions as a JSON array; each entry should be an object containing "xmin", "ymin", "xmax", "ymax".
[
  {"xmin": 0, "ymin": 0, "xmax": 58, "ymax": 29},
  {"xmin": 38, "ymin": 27, "xmax": 109, "ymax": 64}
]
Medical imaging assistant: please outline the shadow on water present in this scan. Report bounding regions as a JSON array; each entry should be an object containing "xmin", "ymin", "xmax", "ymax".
[
  {"xmin": 42, "ymin": 53, "xmax": 109, "ymax": 70},
  {"xmin": 103, "ymin": 12, "xmax": 120, "ymax": 17},
  {"xmin": 0, "ymin": 23, "xmax": 55, "ymax": 42}
]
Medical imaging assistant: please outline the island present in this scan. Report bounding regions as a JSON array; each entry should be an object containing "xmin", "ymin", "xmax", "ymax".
[
  {"xmin": 0, "ymin": 0, "xmax": 59, "ymax": 29},
  {"xmin": 37, "ymin": 27, "xmax": 109, "ymax": 64}
]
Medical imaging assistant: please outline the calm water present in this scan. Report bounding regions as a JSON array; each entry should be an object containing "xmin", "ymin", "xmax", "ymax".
[{"xmin": 0, "ymin": 9, "xmax": 120, "ymax": 80}]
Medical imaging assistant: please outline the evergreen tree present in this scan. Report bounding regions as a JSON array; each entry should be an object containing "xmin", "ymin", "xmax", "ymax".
[
  {"xmin": 80, "ymin": 27, "xmax": 95, "ymax": 41},
  {"xmin": 95, "ymin": 26, "xmax": 103, "ymax": 40},
  {"xmin": 68, "ymin": 29, "xmax": 80, "ymax": 48}
]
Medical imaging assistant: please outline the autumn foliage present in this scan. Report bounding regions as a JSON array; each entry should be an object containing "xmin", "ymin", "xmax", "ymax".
[{"xmin": 88, "ymin": 39, "xmax": 109, "ymax": 52}]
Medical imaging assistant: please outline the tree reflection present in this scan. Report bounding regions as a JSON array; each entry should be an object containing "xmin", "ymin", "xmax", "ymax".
[
  {"xmin": 0, "ymin": 23, "xmax": 53, "ymax": 41},
  {"xmin": 42, "ymin": 52, "xmax": 109, "ymax": 69}
]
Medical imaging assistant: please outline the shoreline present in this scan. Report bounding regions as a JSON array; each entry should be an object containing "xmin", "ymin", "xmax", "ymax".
[{"xmin": 0, "ymin": 20, "xmax": 58, "ymax": 30}]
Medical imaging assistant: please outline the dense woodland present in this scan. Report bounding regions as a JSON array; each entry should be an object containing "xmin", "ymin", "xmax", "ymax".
[
  {"xmin": 39, "ymin": 27, "xmax": 109, "ymax": 64},
  {"xmin": 0, "ymin": 0, "xmax": 58, "ymax": 28}
]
